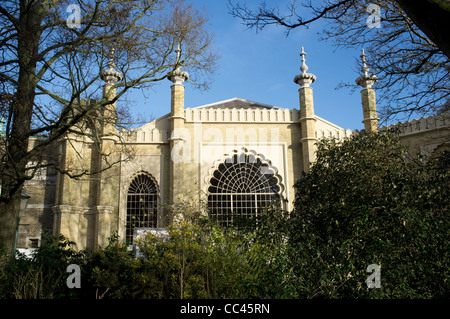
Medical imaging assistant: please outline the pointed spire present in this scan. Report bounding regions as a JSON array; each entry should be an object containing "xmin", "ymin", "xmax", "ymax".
[
  {"xmin": 101, "ymin": 47, "xmax": 122, "ymax": 85},
  {"xmin": 294, "ymin": 46, "xmax": 316, "ymax": 88},
  {"xmin": 107, "ymin": 47, "xmax": 116, "ymax": 70},
  {"xmin": 300, "ymin": 47, "xmax": 308, "ymax": 74},
  {"xmin": 175, "ymin": 43, "xmax": 181, "ymax": 64},
  {"xmin": 356, "ymin": 48, "xmax": 377, "ymax": 89},
  {"xmin": 360, "ymin": 48, "xmax": 369, "ymax": 76},
  {"xmin": 169, "ymin": 41, "xmax": 189, "ymax": 85},
  {"xmin": 356, "ymin": 48, "xmax": 379, "ymax": 132}
]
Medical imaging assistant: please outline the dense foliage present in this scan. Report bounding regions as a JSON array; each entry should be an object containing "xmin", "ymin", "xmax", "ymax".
[
  {"xmin": 0, "ymin": 131, "xmax": 448, "ymax": 299},
  {"xmin": 0, "ymin": 234, "xmax": 84, "ymax": 298},
  {"xmin": 0, "ymin": 216, "xmax": 290, "ymax": 299},
  {"xmin": 290, "ymin": 131, "xmax": 449, "ymax": 298}
]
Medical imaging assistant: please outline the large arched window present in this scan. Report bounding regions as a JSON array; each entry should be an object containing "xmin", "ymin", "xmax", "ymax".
[
  {"xmin": 207, "ymin": 152, "xmax": 282, "ymax": 228},
  {"xmin": 126, "ymin": 173, "xmax": 159, "ymax": 245}
]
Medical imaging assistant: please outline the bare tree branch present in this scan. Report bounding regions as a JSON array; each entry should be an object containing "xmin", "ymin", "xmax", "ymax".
[{"xmin": 228, "ymin": 0, "xmax": 450, "ymax": 122}]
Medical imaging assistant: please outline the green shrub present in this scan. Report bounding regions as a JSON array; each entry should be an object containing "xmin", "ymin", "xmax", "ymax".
[
  {"xmin": 135, "ymin": 211, "xmax": 294, "ymax": 299},
  {"xmin": 290, "ymin": 131, "xmax": 449, "ymax": 298},
  {"xmin": 82, "ymin": 233, "xmax": 149, "ymax": 299},
  {"xmin": 136, "ymin": 221, "xmax": 248, "ymax": 298},
  {"xmin": 0, "ymin": 217, "xmax": 293, "ymax": 299},
  {"xmin": 0, "ymin": 233, "xmax": 85, "ymax": 299}
]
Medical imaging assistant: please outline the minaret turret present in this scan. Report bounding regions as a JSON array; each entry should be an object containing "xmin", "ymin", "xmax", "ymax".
[
  {"xmin": 100, "ymin": 48, "xmax": 123, "ymax": 135},
  {"xmin": 356, "ymin": 48, "xmax": 379, "ymax": 133},
  {"xmin": 95, "ymin": 48, "xmax": 123, "ymax": 246},
  {"xmin": 168, "ymin": 43, "xmax": 189, "ymax": 205},
  {"xmin": 294, "ymin": 47, "xmax": 317, "ymax": 173}
]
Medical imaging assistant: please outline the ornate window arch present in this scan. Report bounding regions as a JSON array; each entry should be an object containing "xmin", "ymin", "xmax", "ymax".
[
  {"xmin": 206, "ymin": 150, "xmax": 283, "ymax": 228},
  {"xmin": 126, "ymin": 172, "xmax": 159, "ymax": 245}
]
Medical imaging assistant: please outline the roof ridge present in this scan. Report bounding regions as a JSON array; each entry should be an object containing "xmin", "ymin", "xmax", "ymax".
[{"xmin": 192, "ymin": 97, "xmax": 280, "ymax": 109}]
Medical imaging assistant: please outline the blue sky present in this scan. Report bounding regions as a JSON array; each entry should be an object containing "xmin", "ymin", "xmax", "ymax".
[{"xmin": 131, "ymin": 0, "xmax": 374, "ymax": 131}]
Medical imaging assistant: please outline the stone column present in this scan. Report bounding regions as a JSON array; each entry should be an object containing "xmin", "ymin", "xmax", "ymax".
[
  {"xmin": 55, "ymin": 136, "xmax": 84, "ymax": 207},
  {"xmin": 94, "ymin": 206, "xmax": 114, "ymax": 247},
  {"xmin": 53, "ymin": 205, "xmax": 82, "ymax": 249},
  {"xmin": 356, "ymin": 49, "xmax": 379, "ymax": 133},
  {"xmin": 101, "ymin": 84, "xmax": 118, "ymax": 136},
  {"xmin": 294, "ymin": 47, "xmax": 317, "ymax": 173},
  {"xmin": 168, "ymin": 44, "xmax": 189, "ymax": 205},
  {"xmin": 52, "ymin": 102, "xmax": 94, "ymax": 249}
]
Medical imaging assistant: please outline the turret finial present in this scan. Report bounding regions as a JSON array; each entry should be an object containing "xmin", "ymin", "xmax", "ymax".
[
  {"xmin": 355, "ymin": 48, "xmax": 377, "ymax": 89},
  {"xmin": 107, "ymin": 47, "xmax": 116, "ymax": 70},
  {"xmin": 360, "ymin": 48, "xmax": 370, "ymax": 76},
  {"xmin": 175, "ymin": 43, "xmax": 181, "ymax": 64},
  {"xmin": 168, "ymin": 41, "xmax": 189, "ymax": 85},
  {"xmin": 101, "ymin": 47, "xmax": 123, "ymax": 85},
  {"xmin": 300, "ymin": 46, "xmax": 308, "ymax": 74},
  {"xmin": 294, "ymin": 46, "xmax": 316, "ymax": 88}
]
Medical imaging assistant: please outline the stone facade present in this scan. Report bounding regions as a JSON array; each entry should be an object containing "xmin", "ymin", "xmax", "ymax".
[{"xmin": 16, "ymin": 48, "xmax": 450, "ymax": 251}]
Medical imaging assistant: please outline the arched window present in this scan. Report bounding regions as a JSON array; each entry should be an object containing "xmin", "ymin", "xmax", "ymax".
[
  {"xmin": 126, "ymin": 173, "xmax": 159, "ymax": 245},
  {"xmin": 207, "ymin": 152, "xmax": 281, "ymax": 228}
]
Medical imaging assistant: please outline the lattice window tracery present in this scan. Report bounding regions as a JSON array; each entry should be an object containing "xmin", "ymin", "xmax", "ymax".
[
  {"xmin": 126, "ymin": 173, "xmax": 158, "ymax": 245},
  {"xmin": 207, "ymin": 153, "xmax": 281, "ymax": 228}
]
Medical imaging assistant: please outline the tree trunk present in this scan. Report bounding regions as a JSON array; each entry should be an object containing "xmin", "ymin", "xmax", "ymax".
[
  {"xmin": 0, "ymin": 1, "xmax": 42, "ymax": 256},
  {"xmin": 0, "ymin": 190, "xmax": 21, "ymax": 256}
]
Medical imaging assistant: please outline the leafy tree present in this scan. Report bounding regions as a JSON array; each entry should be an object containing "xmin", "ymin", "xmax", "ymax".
[
  {"xmin": 289, "ymin": 131, "xmax": 449, "ymax": 298},
  {"xmin": 234, "ymin": 206, "xmax": 295, "ymax": 298}
]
